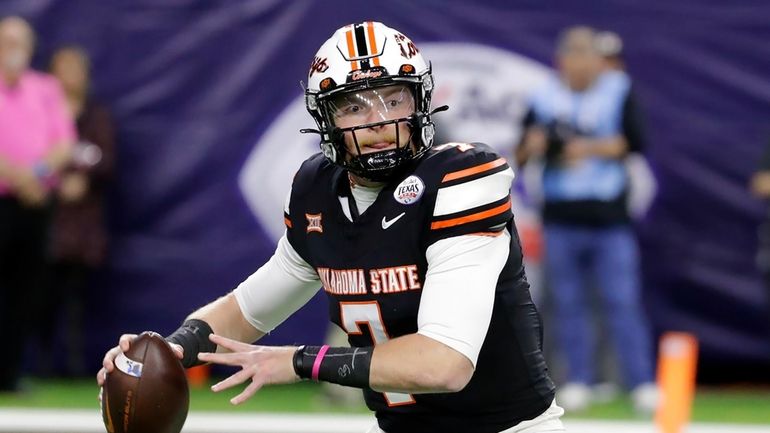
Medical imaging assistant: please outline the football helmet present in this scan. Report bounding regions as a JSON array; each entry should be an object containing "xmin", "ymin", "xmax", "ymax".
[{"xmin": 303, "ymin": 22, "xmax": 442, "ymax": 181}]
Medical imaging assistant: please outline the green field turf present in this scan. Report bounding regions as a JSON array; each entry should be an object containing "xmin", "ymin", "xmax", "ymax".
[
  {"xmin": 0, "ymin": 379, "xmax": 367, "ymax": 414},
  {"xmin": 1, "ymin": 379, "xmax": 769, "ymax": 424}
]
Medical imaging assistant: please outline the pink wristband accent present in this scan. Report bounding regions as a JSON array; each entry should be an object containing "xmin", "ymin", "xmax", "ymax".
[{"xmin": 311, "ymin": 345, "xmax": 330, "ymax": 381}]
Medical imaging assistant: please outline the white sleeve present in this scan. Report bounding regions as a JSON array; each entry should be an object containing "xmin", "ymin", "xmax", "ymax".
[
  {"xmin": 233, "ymin": 233, "xmax": 321, "ymax": 333},
  {"xmin": 417, "ymin": 231, "xmax": 511, "ymax": 367}
]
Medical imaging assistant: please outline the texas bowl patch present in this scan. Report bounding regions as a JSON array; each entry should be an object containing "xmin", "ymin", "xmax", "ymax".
[{"xmin": 394, "ymin": 175, "xmax": 424, "ymax": 205}]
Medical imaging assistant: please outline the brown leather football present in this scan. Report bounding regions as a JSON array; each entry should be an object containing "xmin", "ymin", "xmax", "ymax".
[{"xmin": 101, "ymin": 331, "xmax": 189, "ymax": 433}]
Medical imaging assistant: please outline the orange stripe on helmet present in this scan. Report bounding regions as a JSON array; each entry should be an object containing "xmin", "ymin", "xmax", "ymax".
[
  {"xmin": 442, "ymin": 157, "xmax": 507, "ymax": 183},
  {"xmin": 366, "ymin": 22, "xmax": 380, "ymax": 67},
  {"xmin": 430, "ymin": 198, "xmax": 511, "ymax": 230},
  {"xmin": 345, "ymin": 27, "xmax": 359, "ymax": 70}
]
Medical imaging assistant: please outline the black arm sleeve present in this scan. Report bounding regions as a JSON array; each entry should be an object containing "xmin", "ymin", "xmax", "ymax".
[
  {"xmin": 166, "ymin": 319, "xmax": 217, "ymax": 368},
  {"xmin": 621, "ymin": 90, "xmax": 646, "ymax": 153}
]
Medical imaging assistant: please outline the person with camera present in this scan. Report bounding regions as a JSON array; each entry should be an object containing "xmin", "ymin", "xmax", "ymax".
[{"xmin": 516, "ymin": 26, "xmax": 656, "ymax": 414}]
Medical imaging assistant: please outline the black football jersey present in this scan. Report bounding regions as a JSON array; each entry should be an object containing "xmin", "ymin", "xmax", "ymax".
[{"xmin": 285, "ymin": 143, "xmax": 555, "ymax": 433}]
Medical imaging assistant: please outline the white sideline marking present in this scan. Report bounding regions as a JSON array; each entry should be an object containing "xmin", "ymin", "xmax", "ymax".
[{"xmin": 0, "ymin": 408, "xmax": 767, "ymax": 433}]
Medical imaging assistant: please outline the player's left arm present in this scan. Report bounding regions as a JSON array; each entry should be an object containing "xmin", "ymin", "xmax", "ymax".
[
  {"xmin": 368, "ymin": 147, "xmax": 517, "ymax": 393},
  {"xmin": 368, "ymin": 231, "xmax": 510, "ymax": 393}
]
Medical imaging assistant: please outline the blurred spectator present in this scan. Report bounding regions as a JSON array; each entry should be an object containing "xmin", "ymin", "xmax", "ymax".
[
  {"xmin": 0, "ymin": 16, "xmax": 74, "ymax": 391},
  {"xmin": 37, "ymin": 46, "xmax": 115, "ymax": 376},
  {"xmin": 516, "ymin": 26, "xmax": 657, "ymax": 413}
]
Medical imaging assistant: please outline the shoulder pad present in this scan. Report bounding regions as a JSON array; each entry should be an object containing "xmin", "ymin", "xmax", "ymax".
[
  {"xmin": 290, "ymin": 152, "xmax": 335, "ymax": 201},
  {"xmin": 417, "ymin": 143, "xmax": 515, "ymax": 244},
  {"xmin": 418, "ymin": 142, "xmax": 510, "ymax": 187}
]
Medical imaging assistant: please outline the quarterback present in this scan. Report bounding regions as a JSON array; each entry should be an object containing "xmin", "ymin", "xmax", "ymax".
[{"xmin": 98, "ymin": 22, "xmax": 564, "ymax": 433}]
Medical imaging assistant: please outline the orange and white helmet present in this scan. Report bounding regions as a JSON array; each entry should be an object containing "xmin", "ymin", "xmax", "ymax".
[{"xmin": 303, "ymin": 22, "xmax": 442, "ymax": 181}]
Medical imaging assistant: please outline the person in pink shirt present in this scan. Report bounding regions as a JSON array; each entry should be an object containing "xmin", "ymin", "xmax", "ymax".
[{"xmin": 0, "ymin": 16, "xmax": 74, "ymax": 392}]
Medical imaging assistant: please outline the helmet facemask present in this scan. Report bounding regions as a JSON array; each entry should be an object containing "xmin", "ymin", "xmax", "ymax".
[{"xmin": 322, "ymin": 84, "xmax": 418, "ymax": 181}]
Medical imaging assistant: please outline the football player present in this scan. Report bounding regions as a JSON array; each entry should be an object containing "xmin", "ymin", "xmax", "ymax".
[{"xmin": 98, "ymin": 22, "xmax": 564, "ymax": 433}]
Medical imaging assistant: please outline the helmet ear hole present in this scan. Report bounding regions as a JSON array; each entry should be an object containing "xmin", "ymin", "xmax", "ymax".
[
  {"xmin": 322, "ymin": 127, "xmax": 346, "ymax": 163},
  {"xmin": 421, "ymin": 123, "xmax": 435, "ymax": 148}
]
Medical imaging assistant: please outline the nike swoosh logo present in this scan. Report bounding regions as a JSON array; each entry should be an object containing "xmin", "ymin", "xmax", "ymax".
[{"xmin": 382, "ymin": 212, "xmax": 406, "ymax": 230}]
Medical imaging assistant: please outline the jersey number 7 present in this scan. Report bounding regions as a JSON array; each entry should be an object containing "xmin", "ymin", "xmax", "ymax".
[{"xmin": 339, "ymin": 301, "xmax": 416, "ymax": 406}]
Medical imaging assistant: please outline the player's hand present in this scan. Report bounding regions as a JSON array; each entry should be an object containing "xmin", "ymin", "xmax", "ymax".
[
  {"xmin": 198, "ymin": 334, "xmax": 299, "ymax": 405},
  {"xmin": 96, "ymin": 333, "xmax": 183, "ymax": 386}
]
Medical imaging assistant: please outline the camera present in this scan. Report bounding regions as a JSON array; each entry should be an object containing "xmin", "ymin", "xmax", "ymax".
[{"xmin": 545, "ymin": 120, "xmax": 580, "ymax": 161}]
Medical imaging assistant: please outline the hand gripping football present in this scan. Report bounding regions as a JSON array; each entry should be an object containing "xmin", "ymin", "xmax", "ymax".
[{"xmin": 101, "ymin": 332, "xmax": 189, "ymax": 433}]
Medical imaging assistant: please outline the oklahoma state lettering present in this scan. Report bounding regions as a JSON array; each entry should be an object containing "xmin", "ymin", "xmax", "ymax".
[
  {"xmin": 370, "ymin": 265, "xmax": 421, "ymax": 294},
  {"xmin": 317, "ymin": 267, "xmax": 367, "ymax": 295},
  {"xmin": 317, "ymin": 265, "xmax": 421, "ymax": 296}
]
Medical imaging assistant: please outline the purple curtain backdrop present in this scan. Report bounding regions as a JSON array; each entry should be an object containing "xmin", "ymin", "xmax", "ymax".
[{"xmin": 1, "ymin": 0, "xmax": 768, "ymax": 379}]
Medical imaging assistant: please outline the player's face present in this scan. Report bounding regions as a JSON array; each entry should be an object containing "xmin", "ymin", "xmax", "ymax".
[{"xmin": 329, "ymin": 84, "xmax": 415, "ymax": 156}]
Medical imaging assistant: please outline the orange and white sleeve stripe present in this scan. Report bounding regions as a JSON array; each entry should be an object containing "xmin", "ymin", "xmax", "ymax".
[{"xmin": 430, "ymin": 158, "xmax": 514, "ymax": 231}]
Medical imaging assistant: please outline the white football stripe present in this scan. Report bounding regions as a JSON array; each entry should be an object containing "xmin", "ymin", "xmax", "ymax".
[
  {"xmin": 114, "ymin": 352, "xmax": 143, "ymax": 378},
  {"xmin": 434, "ymin": 167, "xmax": 514, "ymax": 216}
]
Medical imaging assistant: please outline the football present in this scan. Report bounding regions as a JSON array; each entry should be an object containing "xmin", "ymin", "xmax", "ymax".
[{"xmin": 101, "ymin": 332, "xmax": 189, "ymax": 433}]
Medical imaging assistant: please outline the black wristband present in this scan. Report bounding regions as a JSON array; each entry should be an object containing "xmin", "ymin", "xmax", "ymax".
[
  {"xmin": 292, "ymin": 345, "xmax": 306, "ymax": 378},
  {"xmin": 293, "ymin": 345, "xmax": 373, "ymax": 389},
  {"xmin": 165, "ymin": 319, "xmax": 216, "ymax": 368}
]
